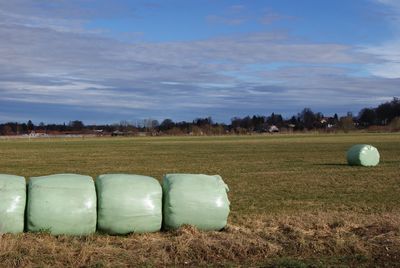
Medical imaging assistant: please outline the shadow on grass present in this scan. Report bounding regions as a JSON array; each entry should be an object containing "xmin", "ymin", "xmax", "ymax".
[{"xmin": 314, "ymin": 163, "xmax": 349, "ymax": 166}]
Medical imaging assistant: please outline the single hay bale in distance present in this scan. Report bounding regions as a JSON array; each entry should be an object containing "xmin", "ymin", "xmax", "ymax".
[
  {"xmin": 27, "ymin": 174, "xmax": 96, "ymax": 235},
  {"xmin": 0, "ymin": 174, "xmax": 26, "ymax": 234},
  {"xmin": 163, "ymin": 174, "xmax": 230, "ymax": 231},
  {"xmin": 96, "ymin": 174, "xmax": 162, "ymax": 235},
  {"xmin": 347, "ymin": 144, "xmax": 380, "ymax": 167}
]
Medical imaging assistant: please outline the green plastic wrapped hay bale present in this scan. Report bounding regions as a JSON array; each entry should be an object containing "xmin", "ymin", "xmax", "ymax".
[
  {"xmin": 347, "ymin": 144, "xmax": 380, "ymax": 167},
  {"xmin": 96, "ymin": 174, "xmax": 162, "ymax": 234},
  {"xmin": 0, "ymin": 174, "xmax": 26, "ymax": 234},
  {"xmin": 27, "ymin": 174, "xmax": 96, "ymax": 235},
  {"xmin": 163, "ymin": 174, "xmax": 230, "ymax": 231}
]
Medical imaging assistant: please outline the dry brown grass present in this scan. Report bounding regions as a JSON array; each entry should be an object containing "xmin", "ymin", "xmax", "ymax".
[{"xmin": 1, "ymin": 212, "xmax": 399, "ymax": 267}]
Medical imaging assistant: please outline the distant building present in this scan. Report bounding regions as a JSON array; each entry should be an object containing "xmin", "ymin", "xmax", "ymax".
[
  {"xmin": 268, "ymin": 125, "xmax": 279, "ymax": 133},
  {"xmin": 93, "ymin": 129, "xmax": 104, "ymax": 136},
  {"xmin": 111, "ymin": 130, "xmax": 125, "ymax": 136},
  {"xmin": 29, "ymin": 131, "xmax": 49, "ymax": 137}
]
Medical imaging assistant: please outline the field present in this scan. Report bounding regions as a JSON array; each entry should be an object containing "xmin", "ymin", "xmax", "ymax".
[{"xmin": 0, "ymin": 133, "xmax": 399, "ymax": 267}]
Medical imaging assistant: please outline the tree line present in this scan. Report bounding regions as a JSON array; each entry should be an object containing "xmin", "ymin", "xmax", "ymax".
[{"xmin": 1, "ymin": 97, "xmax": 399, "ymax": 136}]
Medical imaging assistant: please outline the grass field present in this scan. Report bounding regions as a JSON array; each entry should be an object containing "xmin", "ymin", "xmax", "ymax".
[{"xmin": 1, "ymin": 133, "xmax": 399, "ymax": 267}]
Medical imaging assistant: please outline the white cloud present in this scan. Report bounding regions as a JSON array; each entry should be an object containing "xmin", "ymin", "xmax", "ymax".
[
  {"xmin": 363, "ymin": 40, "xmax": 400, "ymax": 78},
  {"xmin": 361, "ymin": 0, "xmax": 400, "ymax": 78},
  {"xmin": 206, "ymin": 4, "xmax": 249, "ymax": 25},
  {"xmin": 375, "ymin": 0, "xmax": 400, "ymax": 9},
  {"xmin": 0, "ymin": 0, "xmax": 397, "ymax": 122}
]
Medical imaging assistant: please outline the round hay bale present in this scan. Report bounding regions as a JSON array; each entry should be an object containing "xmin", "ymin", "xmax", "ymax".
[
  {"xmin": 346, "ymin": 144, "xmax": 380, "ymax": 167},
  {"xmin": 0, "ymin": 174, "xmax": 26, "ymax": 234},
  {"xmin": 27, "ymin": 174, "xmax": 96, "ymax": 235},
  {"xmin": 162, "ymin": 174, "xmax": 230, "ymax": 231},
  {"xmin": 96, "ymin": 174, "xmax": 162, "ymax": 235}
]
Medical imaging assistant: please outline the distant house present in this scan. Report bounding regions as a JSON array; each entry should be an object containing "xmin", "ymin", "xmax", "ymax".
[
  {"xmin": 268, "ymin": 125, "xmax": 279, "ymax": 133},
  {"xmin": 320, "ymin": 117, "xmax": 336, "ymax": 129},
  {"xmin": 111, "ymin": 130, "xmax": 125, "ymax": 136},
  {"xmin": 327, "ymin": 124, "xmax": 335, "ymax": 129},
  {"xmin": 29, "ymin": 131, "xmax": 49, "ymax": 137},
  {"xmin": 93, "ymin": 129, "xmax": 104, "ymax": 136}
]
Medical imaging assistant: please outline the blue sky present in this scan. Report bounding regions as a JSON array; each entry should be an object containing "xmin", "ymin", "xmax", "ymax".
[{"xmin": 0, "ymin": 0, "xmax": 399, "ymax": 124}]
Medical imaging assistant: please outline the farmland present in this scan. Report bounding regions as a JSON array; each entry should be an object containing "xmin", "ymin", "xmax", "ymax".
[{"xmin": 0, "ymin": 133, "xmax": 400, "ymax": 267}]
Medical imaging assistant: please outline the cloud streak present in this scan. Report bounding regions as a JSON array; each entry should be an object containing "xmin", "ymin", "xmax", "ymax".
[
  {"xmin": 0, "ymin": 1, "xmax": 397, "ymax": 123},
  {"xmin": 360, "ymin": 0, "xmax": 400, "ymax": 78}
]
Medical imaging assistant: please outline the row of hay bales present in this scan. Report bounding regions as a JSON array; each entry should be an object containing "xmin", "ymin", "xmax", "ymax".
[{"xmin": 0, "ymin": 174, "xmax": 230, "ymax": 235}]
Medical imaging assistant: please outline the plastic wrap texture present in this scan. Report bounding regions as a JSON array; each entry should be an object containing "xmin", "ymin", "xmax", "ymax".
[
  {"xmin": 162, "ymin": 174, "xmax": 230, "ymax": 231},
  {"xmin": 347, "ymin": 144, "xmax": 380, "ymax": 166},
  {"xmin": 0, "ymin": 174, "xmax": 26, "ymax": 233},
  {"xmin": 96, "ymin": 174, "xmax": 162, "ymax": 234},
  {"xmin": 27, "ymin": 174, "xmax": 96, "ymax": 235}
]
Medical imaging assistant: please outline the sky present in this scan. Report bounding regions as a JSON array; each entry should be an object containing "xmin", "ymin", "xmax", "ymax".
[{"xmin": 0, "ymin": 0, "xmax": 399, "ymax": 124}]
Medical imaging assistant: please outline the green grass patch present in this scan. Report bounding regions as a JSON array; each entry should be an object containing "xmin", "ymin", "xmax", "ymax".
[{"xmin": 1, "ymin": 133, "xmax": 399, "ymax": 220}]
